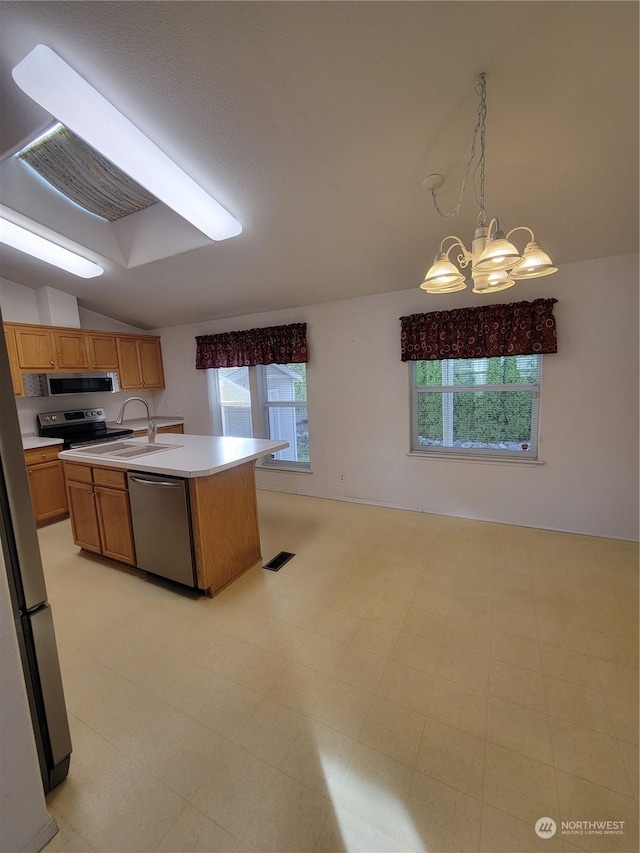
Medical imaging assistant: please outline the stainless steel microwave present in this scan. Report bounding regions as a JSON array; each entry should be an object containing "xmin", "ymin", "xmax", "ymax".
[{"xmin": 45, "ymin": 372, "xmax": 119, "ymax": 396}]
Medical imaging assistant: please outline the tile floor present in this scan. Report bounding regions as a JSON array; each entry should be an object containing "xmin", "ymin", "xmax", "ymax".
[{"xmin": 39, "ymin": 491, "xmax": 638, "ymax": 853}]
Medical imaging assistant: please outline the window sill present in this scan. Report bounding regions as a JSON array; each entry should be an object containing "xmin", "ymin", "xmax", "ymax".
[
  {"xmin": 406, "ymin": 451, "xmax": 545, "ymax": 466},
  {"xmin": 256, "ymin": 464, "xmax": 313, "ymax": 475}
]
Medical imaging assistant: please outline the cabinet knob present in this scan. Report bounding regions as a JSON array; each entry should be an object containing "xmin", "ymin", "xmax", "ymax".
[
  {"xmin": 93, "ymin": 361, "xmax": 97, "ymax": 366},
  {"xmin": 50, "ymin": 361, "xmax": 55, "ymax": 365},
  {"xmin": 42, "ymin": 453, "xmax": 47, "ymax": 459}
]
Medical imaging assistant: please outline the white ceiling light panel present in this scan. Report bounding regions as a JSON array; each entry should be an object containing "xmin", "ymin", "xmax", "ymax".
[
  {"xmin": 12, "ymin": 45, "xmax": 242, "ymax": 241},
  {"xmin": 0, "ymin": 216, "xmax": 104, "ymax": 278}
]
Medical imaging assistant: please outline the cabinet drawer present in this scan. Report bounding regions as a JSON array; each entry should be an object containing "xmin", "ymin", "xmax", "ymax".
[
  {"xmin": 25, "ymin": 446, "xmax": 60, "ymax": 465},
  {"xmin": 63, "ymin": 461, "xmax": 93, "ymax": 483},
  {"xmin": 93, "ymin": 467, "xmax": 127, "ymax": 489}
]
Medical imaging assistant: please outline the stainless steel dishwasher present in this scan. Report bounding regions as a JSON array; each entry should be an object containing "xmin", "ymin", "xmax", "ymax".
[{"xmin": 127, "ymin": 471, "xmax": 197, "ymax": 587}]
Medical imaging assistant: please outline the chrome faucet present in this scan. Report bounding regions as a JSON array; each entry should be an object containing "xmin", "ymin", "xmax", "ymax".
[{"xmin": 115, "ymin": 397, "xmax": 157, "ymax": 444}]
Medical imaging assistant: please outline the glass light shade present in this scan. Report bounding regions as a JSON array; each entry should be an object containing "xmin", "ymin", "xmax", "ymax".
[
  {"xmin": 509, "ymin": 241, "xmax": 558, "ymax": 279},
  {"xmin": 475, "ymin": 231, "xmax": 522, "ymax": 272},
  {"xmin": 422, "ymin": 280, "xmax": 467, "ymax": 294},
  {"xmin": 472, "ymin": 271, "xmax": 515, "ymax": 294},
  {"xmin": 0, "ymin": 217, "xmax": 103, "ymax": 278},
  {"xmin": 12, "ymin": 45, "xmax": 242, "ymax": 241},
  {"xmin": 420, "ymin": 252, "xmax": 466, "ymax": 289}
]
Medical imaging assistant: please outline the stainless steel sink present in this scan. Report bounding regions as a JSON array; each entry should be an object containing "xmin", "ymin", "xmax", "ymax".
[
  {"xmin": 75, "ymin": 440, "xmax": 131, "ymax": 454},
  {"xmin": 111, "ymin": 444, "xmax": 182, "ymax": 458},
  {"xmin": 70, "ymin": 442, "xmax": 182, "ymax": 459}
]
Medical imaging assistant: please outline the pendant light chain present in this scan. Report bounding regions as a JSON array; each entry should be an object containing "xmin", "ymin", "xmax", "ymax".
[
  {"xmin": 429, "ymin": 72, "xmax": 487, "ymax": 223},
  {"xmin": 475, "ymin": 73, "xmax": 487, "ymax": 225}
]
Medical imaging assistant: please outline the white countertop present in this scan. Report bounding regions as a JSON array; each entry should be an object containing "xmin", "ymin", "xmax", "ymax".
[
  {"xmin": 22, "ymin": 436, "xmax": 64, "ymax": 450},
  {"xmin": 58, "ymin": 434, "xmax": 288, "ymax": 478},
  {"xmin": 106, "ymin": 416, "xmax": 184, "ymax": 431}
]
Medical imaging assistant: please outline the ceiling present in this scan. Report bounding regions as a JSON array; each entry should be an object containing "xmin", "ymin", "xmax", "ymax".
[{"xmin": 0, "ymin": 1, "xmax": 637, "ymax": 330}]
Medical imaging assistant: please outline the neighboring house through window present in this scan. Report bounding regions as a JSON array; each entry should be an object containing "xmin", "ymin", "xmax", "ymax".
[
  {"xmin": 197, "ymin": 322, "xmax": 310, "ymax": 470},
  {"xmin": 208, "ymin": 363, "xmax": 310, "ymax": 468}
]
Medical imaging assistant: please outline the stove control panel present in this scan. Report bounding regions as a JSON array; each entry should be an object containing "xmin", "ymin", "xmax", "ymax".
[{"xmin": 38, "ymin": 409, "xmax": 107, "ymax": 429}]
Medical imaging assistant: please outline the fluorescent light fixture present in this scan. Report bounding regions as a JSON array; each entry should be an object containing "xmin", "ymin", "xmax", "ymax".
[
  {"xmin": 0, "ymin": 217, "xmax": 104, "ymax": 278},
  {"xmin": 12, "ymin": 45, "xmax": 242, "ymax": 241}
]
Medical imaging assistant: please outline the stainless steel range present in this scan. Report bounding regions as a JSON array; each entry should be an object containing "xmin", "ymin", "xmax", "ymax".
[{"xmin": 37, "ymin": 408, "xmax": 134, "ymax": 449}]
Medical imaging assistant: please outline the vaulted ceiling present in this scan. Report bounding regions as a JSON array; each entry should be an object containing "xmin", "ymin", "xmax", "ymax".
[{"xmin": 0, "ymin": 1, "xmax": 637, "ymax": 329}]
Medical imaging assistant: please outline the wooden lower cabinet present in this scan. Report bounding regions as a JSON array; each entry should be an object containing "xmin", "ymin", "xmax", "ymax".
[
  {"xmin": 64, "ymin": 463, "xmax": 135, "ymax": 565},
  {"xmin": 95, "ymin": 486, "xmax": 136, "ymax": 564},
  {"xmin": 66, "ymin": 480, "xmax": 102, "ymax": 552},
  {"xmin": 63, "ymin": 456, "xmax": 262, "ymax": 595},
  {"xmin": 189, "ymin": 461, "xmax": 261, "ymax": 596},
  {"xmin": 24, "ymin": 446, "xmax": 68, "ymax": 526}
]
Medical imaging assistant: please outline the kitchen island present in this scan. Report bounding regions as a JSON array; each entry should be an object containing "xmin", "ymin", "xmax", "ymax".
[{"xmin": 59, "ymin": 434, "xmax": 287, "ymax": 596}]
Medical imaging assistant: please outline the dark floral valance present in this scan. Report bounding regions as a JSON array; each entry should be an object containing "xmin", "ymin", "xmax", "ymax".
[
  {"xmin": 400, "ymin": 298, "xmax": 558, "ymax": 361},
  {"xmin": 196, "ymin": 322, "xmax": 308, "ymax": 369}
]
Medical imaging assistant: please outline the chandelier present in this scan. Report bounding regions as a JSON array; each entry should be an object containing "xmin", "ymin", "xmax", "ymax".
[{"xmin": 420, "ymin": 73, "xmax": 557, "ymax": 295}]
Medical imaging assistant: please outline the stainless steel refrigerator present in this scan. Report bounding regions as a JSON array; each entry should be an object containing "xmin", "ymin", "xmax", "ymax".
[{"xmin": 0, "ymin": 312, "xmax": 72, "ymax": 792}]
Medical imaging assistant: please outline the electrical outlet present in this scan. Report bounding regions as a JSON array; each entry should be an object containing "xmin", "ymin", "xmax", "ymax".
[{"xmin": 339, "ymin": 473, "xmax": 346, "ymax": 483}]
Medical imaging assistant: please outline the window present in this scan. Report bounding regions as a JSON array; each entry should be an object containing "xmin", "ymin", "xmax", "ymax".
[
  {"xmin": 410, "ymin": 355, "xmax": 542, "ymax": 459},
  {"xmin": 216, "ymin": 366, "xmax": 253, "ymax": 438},
  {"xmin": 209, "ymin": 363, "xmax": 310, "ymax": 469}
]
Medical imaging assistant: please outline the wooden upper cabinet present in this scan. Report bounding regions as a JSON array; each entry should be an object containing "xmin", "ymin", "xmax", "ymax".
[
  {"xmin": 139, "ymin": 338, "xmax": 165, "ymax": 388},
  {"xmin": 14, "ymin": 326, "xmax": 56, "ymax": 370},
  {"xmin": 54, "ymin": 330, "xmax": 90, "ymax": 370},
  {"xmin": 86, "ymin": 333, "xmax": 119, "ymax": 370},
  {"xmin": 12, "ymin": 325, "xmax": 89, "ymax": 371},
  {"xmin": 116, "ymin": 337, "xmax": 143, "ymax": 389},
  {"xmin": 4, "ymin": 323, "xmax": 164, "ymax": 392},
  {"xmin": 117, "ymin": 336, "xmax": 165, "ymax": 389},
  {"xmin": 4, "ymin": 327, "xmax": 24, "ymax": 396}
]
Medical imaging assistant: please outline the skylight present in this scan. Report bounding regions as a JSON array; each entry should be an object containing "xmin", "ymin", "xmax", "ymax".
[{"xmin": 18, "ymin": 123, "xmax": 159, "ymax": 221}]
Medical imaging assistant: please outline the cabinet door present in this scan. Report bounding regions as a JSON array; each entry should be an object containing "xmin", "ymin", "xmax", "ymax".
[
  {"xmin": 4, "ymin": 328, "xmax": 24, "ymax": 396},
  {"xmin": 27, "ymin": 461, "xmax": 68, "ymax": 526},
  {"xmin": 54, "ymin": 330, "xmax": 90, "ymax": 370},
  {"xmin": 139, "ymin": 338, "xmax": 165, "ymax": 388},
  {"xmin": 66, "ymin": 480, "xmax": 101, "ymax": 553},
  {"xmin": 14, "ymin": 327, "xmax": 56, "ymax": 370},
  {"xmin": 86, "ymin": 334, "xmax": 119, "ymax": 370},
  {"xmin": 116, "ymin": 338, "xmax": 143, "ymax": 389},
  {"xmin": 95, "ymin": 486, "xmax": 136, "ymax": 565}
]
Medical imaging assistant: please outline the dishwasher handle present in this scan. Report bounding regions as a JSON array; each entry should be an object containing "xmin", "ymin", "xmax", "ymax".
[{"xmin": 128, "ymin": 475, "xmax": 184, "ymax": 488}]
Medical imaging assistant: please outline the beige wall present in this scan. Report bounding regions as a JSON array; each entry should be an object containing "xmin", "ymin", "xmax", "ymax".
[{"xmin": 154, "ymin": 253, "xmax": 639, "ymax": 540}]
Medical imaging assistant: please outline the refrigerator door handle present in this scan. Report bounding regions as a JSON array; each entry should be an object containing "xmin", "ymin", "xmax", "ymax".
[{"xmin": 27, "ymin": 605, "xmax": 72, "ymax": 769}]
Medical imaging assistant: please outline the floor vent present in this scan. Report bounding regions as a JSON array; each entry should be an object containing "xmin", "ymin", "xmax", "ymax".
[{"xmin": 263, "ymin": 551, "xmax": 295, "ymax": 572}]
